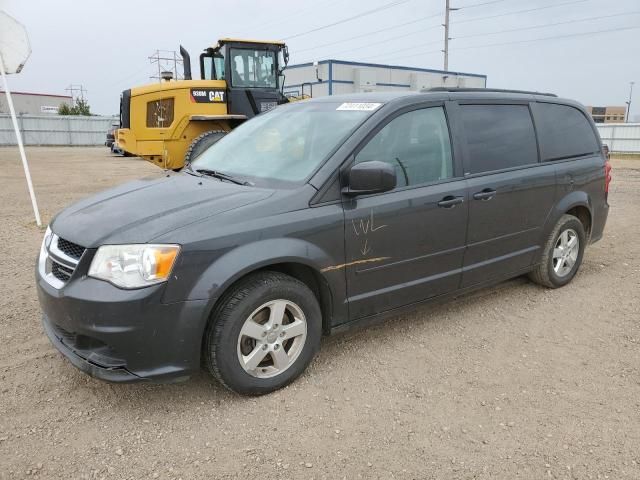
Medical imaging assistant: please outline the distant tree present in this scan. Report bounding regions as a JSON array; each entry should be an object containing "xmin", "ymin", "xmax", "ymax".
[
  {"xmin": 58, "ymin": 103, "xmax": 72, "ymax": 115},
  {"xmin": 58, "ymin": 98, "xmax": 92, "ymax": 116},
  {"xmin": 71, "ymin": 98, "xmax": 91, "ymax": 116}
]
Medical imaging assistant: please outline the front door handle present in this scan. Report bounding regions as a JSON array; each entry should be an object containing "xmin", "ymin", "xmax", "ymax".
[
  {"xmin": 437, "ymin": 195, "xmax": 464, "ymax": 208},
  {"xmin": 473, "ymin": 189, "xmax": 496, "ymax": 201}
]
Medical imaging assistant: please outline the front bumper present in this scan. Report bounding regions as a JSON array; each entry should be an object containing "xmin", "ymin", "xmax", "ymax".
[{"xmin": 36, "ymin": 271, "xmax": 208, "ymax": 383}]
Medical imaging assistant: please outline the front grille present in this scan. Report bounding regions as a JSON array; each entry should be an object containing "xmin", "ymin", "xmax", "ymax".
[
  {"xmin": 57, "ymin": 237, "xmax": 85, "ymax": 260},
  {"xmin": 51, "ymin": 261, "xmax": 73, "ymax": 282},
  {"xmin": 40, "ymin": 234, "xmax": 86, "ymax": 288}
]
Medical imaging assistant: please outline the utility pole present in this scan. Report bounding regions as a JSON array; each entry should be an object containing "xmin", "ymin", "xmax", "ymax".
[
  {"xmin": 625, "ymin": 81, "xmax": 635, "ymax": 123},
  {"xmin": 442, "ymin": 0, "xmax": 459, "ymax": 72}
]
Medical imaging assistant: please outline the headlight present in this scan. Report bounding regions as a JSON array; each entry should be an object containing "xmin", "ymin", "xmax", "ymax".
[{"xmin": 89, "ymin": 244, "xmax": 180, "ymax": 289}]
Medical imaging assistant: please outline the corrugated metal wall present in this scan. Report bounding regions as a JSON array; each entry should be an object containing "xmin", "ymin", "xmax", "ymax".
[
  {"xmin": 0, "ymin": 114, "xmax": 117, "ymax": 146},
  {"xmin": 596, "ymin": 123, "xmax": 640, "ymax": 153}
]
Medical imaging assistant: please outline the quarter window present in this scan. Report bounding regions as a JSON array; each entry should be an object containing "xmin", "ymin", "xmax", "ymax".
[
  {"xmin": 460, "ymin": 104, "xmax": 538, "ymax": 174},
  {"xmin": 533, "ymin": 103, "xmax": 600, "ymax": 161},
  {"xmin": 355, "ymin": 107, "xmax": 453, "ymax": 188}
]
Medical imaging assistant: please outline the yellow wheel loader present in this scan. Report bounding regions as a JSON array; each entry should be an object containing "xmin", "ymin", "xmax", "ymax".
[{"xmin": 116, "ymin": 39, "xmax": 291, "ymax": 170}]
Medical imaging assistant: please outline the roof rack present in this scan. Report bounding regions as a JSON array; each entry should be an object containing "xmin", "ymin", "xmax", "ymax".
[{"xmin": 422, "ymin": 87, "xmax": 557, "ymax": 97}]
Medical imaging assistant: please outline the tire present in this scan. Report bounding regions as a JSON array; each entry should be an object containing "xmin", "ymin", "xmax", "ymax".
[
  {"xmin": 529, "ymin": 214, "xmax": 586, "ymax": 288},
  {"xmin": 184, "ymin": 130, "xmax": 226, "ymax": 164},
  {"xmin": 203, "ymin": 271, "xmax": 322, "ymax": 395}
]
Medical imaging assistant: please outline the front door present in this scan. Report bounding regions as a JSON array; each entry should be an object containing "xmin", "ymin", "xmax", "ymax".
[{"xmin": 343, "ymin": 105, "xmax": 469, "ymax": 320}]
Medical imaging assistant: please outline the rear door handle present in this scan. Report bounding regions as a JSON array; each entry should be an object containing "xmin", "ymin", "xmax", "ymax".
[
  {"xmin": 437, "ymin": 195, "xmax": 464, "ymax": 208},
  {"xmin": 473, "ymin": 189, "xmax": 496, "ymax": 201}
]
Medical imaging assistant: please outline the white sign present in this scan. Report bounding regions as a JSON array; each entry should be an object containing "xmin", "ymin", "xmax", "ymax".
[
  {"xmin": 0, "ymin": 11, "xmax": 32, "ymax": 74},
  {"xmin": 41, "ymin": 105, "xmax": 58, "ymax": 114},
  {"xmin": 336, "ymin": 102, "xmax": 382, "ymax": 111}
]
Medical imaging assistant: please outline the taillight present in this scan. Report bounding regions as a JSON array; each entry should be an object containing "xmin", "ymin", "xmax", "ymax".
[{"xmin": 604, "ymin": 160, "xmax": 612, "ymax": 197}]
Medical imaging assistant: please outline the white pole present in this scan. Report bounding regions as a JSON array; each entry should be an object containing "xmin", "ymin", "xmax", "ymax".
[{"xmin": 0, "ymin": 55, "xmax": 41, "ymax": 227}]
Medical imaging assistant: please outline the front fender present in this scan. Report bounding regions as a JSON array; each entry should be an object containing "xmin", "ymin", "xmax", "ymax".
[{"xmin": 171, "ymin": 237, "xmax": 348, "ymax": 329}]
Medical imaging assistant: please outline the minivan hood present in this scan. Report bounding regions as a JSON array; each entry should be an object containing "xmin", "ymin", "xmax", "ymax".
[{"xmin": 51, "ymin": 172, "xmax": 273, "ymax": 247}]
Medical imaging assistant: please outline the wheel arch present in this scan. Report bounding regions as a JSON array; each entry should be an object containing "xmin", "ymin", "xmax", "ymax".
[
  {"xmin": 565, "ymin": 205, "xmax": 592, "ymax": 238},
  {"xmin": 186, "ymin": 238, "xmax": 345, "ymax": 340},
  {"xmin": 536, "ymin": 191, "xmax": 593, "ymax": 263}
]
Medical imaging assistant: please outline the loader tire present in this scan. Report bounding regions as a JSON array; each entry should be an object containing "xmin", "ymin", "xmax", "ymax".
[{"xmin": 184, "ymin": 130, "xmax": 226, "ymax": 164}]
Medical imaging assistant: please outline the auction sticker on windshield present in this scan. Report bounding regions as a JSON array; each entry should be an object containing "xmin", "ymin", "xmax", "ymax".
[{"xmin": 336, "ymin": 102, "xmax": 382, "ymax": 111}]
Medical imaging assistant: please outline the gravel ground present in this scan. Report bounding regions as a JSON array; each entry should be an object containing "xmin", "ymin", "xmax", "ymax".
[{"xmin": 1, "ymin": 147, "xmax": 639, "ymax": 480}]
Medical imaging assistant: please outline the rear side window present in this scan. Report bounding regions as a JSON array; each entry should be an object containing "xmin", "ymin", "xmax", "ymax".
[
  {"xmin": 460, "ymin": 104, "xmax": 538, "ymax": 174},
  {"xmin": 533, "ymin": 103, "xmax": 600, "ymax": 161}
]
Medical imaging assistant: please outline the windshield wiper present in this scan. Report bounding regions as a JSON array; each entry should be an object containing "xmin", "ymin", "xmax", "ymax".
[{"xmin": 195, "ymin": 168, "xmax": 252, "ymax": 186}]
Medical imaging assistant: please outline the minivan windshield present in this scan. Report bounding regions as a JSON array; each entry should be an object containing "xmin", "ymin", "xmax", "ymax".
[{"xmin": 191, "ymin": 102, "xmax": 377, "ymax": 184}]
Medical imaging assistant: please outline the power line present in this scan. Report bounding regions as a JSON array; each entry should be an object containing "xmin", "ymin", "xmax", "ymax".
[
  {"xmin": 345, "ymin": 10, "xmax": 640, "ymax": 63},
  {"xmin": 292, "ymin": 0, "xmax": 590, "ymax": 63},
  {"xmin": 453, "ymin": 11, "xmax": 640, "ymax": 40},
  {"xmin": 282, "ymin": 0, "xmax": 411, "ymax": 40},
  {"xmin": 297, "ymin": 23, "xmax": 442, "ymax": 63},
  {"xmin": 454, "ymin": 0, "xmax": 588, "ymax": 24},
  {"xmin": 454, "ymin": 24, "xmax": 640, "ymax": 51},
  {"xmin": 361, "ymin": 38, "xmax": 442, "ymax": 61},
  {"xmin": 241, "ymin": 0, "xmax": 338, "ymax": 32},
  {"xmin": 294, "ymin": 12, "xmax": 443, "ymax": 54},
  {"xmin": 242, "ymin": 0, "xmax": 344, "ymax": 34},
  {"xmin": 371, "ymin": 24, "xmax": 640, "ymax": 63},
  {"xmin": 454, "ymin": 0, "xmax": 510, "ymax": 9}
]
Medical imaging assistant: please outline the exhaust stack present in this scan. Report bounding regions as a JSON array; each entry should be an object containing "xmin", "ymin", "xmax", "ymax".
[{"xmin": 180, "ymin": 45, "xmax": 192, "ymax": 80}]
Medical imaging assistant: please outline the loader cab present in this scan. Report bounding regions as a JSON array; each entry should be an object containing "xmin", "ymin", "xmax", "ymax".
[{"xmin": 207, "ymin": 39, "xmax": 289, "ymax": 119}]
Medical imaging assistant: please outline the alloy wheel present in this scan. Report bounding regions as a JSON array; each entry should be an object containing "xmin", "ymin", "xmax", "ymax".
[
  {"xmin": 236, "ymin": 299, "xmax": 307, "ymax": 379},
  {"xmin": 552, "ymin": 228, "xmax": 579, "ymax": 277}
]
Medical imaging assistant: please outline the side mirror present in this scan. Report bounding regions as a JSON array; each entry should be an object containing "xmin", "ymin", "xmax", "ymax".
[{"xmin": 344, "ymin": 161, "xmax": 396, "ymax": 196}]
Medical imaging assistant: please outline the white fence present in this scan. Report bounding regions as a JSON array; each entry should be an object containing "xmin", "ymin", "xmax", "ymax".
[
  {"xmin": 2, "ymin": 113, "xmax": 638, "ymax": 152},
  {"xmin": 0, "ymin": 114, "xmax": 117, "ymax": 146},
  {"xmin": 596, "ymin": 123, "xmax": 640, "ymax": 154}
]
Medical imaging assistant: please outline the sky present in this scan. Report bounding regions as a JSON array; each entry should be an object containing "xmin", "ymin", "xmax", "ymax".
[{"xmin": 1, "ymin": 0, "xmax": 638, "ymax": 117}]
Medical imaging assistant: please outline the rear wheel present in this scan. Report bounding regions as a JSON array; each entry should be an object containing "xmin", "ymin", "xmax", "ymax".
[
  {"xmin": 529, "ymin": 214, "xmax": 586, "ymax": 288},
  {"xmin": 203, "ymin": 271, "xmax": 321, "ymax": 395},
  {"xmin": 184, "ymin": 130, "xmax": 226, "ymax": 164}
]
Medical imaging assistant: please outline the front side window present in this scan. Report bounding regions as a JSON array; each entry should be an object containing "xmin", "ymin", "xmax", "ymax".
[
  {"xmin": 533, "ymin": 103, "xmax": 600, "ymax": 161},
  {"xmin": 460, "ymin": 104, "xmax": 538, "ymax": 174},
  {"xmin": 146, "ymin": 98, "xmax": 174, "ymax": 128},
  {"xmin": 192, "ymin": 102, "xmax": 374, "ymax": 184},
  {"xmin": 230, "ymin": 48, "xmax": 276, "ymax": 88},
  {"xmin": 355, "ymin": 107, "xmax": 453, "ymax": 188}
]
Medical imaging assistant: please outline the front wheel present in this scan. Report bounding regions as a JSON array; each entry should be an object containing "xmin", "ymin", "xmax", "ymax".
[
  {"xmin": 529, "ymin": 214, "xmax": 586, "ymax": 288},
  {"xmin": 203, "ymin": 272, "xmax": 322, "ymax": 395}
]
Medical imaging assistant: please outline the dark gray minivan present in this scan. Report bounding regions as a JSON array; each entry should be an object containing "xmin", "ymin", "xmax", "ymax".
[{"xmin": 36, "ymin": 89, "xmax": 611, "ymax": 395}]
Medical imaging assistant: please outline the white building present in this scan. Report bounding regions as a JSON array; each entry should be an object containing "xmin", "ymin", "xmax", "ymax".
[
  {"xmin": 0, "ymin": 90, "xmax": 72, "ymax": 115},
  {"xmin": 283, "ymin": 59, "xmax": 486, "ymax": 98}
]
